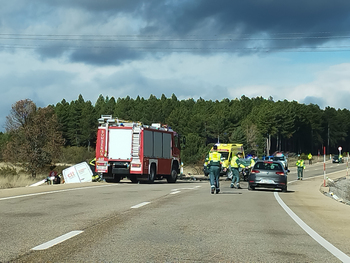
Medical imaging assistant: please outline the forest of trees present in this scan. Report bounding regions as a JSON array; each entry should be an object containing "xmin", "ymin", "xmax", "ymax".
[
  {"xmin": 2, "ymin": 94, "xmax": 350, "ymax": 168},
  {"xmin": 53, "ymin": 93, "xmax": 350, "ymax": 163}
]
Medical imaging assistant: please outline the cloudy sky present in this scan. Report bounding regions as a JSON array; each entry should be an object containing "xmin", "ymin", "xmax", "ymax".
[{"xmin": 1, "ymin": 0, "xmax": 350, "ymax": 130}]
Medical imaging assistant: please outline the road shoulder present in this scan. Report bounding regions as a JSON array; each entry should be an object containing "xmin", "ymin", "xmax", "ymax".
[{"xmin": 279, "ymin": 170, "xmax": 350, "ymax": 256}]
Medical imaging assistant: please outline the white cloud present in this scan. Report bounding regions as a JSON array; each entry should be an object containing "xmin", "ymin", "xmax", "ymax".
[
  {"xmin": 293, "ymin": 63, "xmax": 350, "ymax": 109},
  {"xmin": 1, "ymin": 46, "xmax": 350, "ymax": 132}
]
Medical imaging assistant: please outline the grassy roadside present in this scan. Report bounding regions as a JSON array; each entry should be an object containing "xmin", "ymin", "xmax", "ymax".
[{"xmin": 0, "ymin": 163, "xmax": 71, "ymax": 189}]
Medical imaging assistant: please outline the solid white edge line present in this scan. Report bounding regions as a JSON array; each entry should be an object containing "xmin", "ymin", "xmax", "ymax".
[
  {"xmin": 274, "ymin": 192, "xmax": 350, "ymax": 262},
  {"xmin": 131, "ymin": 201, "xmax": 150, "ymax": 209},
  {"xmin": 31, "ymin": 231, "xmax": 83, "ymax": 250},
  {"xmin": 0, "ymin": 184, "xmax": 116, "ymax": 201},
  {"xmin": 170, "ymin": 191, "xmax": 181, "ymax": 195}
]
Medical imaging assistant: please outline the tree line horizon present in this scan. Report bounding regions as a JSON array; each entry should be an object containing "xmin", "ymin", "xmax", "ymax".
[
  {"xmin": 54, "ymin": 93, "xmax": 350, "ymax": 162},
  {"xmin": 2, "ymin": 93, "xmax": 350, "ymax": 170}
]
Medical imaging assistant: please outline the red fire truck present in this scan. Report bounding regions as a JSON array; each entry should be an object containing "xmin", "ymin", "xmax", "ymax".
[{"xmin": 95, "ymin": 115, "xmax": 181, "ymax": 183}]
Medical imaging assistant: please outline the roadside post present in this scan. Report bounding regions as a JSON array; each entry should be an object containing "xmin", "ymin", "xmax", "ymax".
[
  {"xmin": 347, "ymin": 152, "xmax": 349, "ymax": 179},
  {"xmin": 323, "ymin": 147, "xmax": 326, "ymax": 187}
]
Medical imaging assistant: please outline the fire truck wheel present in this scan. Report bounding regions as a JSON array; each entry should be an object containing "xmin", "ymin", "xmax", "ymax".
[
  {"xmin": 148, "ymin": 166, "xmax": 155, "ymax": 183},
  {"xmin": 128, "ymin": 176, "xmax": 138, "ymax": 183},
  {"xmin": 113, "ymin": 175, "xmax": 121, "ymax": 183},
  {"xmin": 167, "ymin": 169, "xmax": 178, "ymax": 183}
]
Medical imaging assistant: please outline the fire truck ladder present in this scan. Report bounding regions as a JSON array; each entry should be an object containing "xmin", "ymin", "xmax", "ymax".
[{"xmin": 131, "ymin": 126, "xmax": 141, "ymax": 168}]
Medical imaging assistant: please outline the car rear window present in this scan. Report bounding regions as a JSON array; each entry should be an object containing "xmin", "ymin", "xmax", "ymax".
[{"xmin": 254, "ymin": 162, "xmax": 283, "ymax": 170}]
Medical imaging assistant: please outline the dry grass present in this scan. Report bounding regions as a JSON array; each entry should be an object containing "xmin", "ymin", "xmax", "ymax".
[
  {"xmin": 0, "ymin": 162, "xmax": 68, "ymax": 189},
  {"xmin": 0, "ymin": 173, "xmax": 43, "ymax": 189}
]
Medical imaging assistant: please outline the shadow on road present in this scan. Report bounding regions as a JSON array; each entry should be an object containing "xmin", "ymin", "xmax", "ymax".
[{"xmin": 249, "ymin": 188, "xmax": 295, "ymax": 193}]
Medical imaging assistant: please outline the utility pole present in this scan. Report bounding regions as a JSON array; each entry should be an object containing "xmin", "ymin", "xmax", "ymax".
[{"xmin": 327, "ymin": 123, "xmax": 330, "ymax": 154}]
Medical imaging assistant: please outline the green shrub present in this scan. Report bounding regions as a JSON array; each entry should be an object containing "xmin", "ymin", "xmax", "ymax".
[
  {"xmin": 59, "ymin": 146, "xmax": 95, "ymax": 165},
  {"xmin": 300, "ymin": 153, "xmax": 307, "ymax": 160}
]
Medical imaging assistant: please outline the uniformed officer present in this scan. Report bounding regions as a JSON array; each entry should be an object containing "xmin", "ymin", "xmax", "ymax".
[
  {"xmin": 249, "ymin": 156, "xmax": 256, "ymax": 168},
  {"xmin": 207, "ymin": 145, "xmax": 222, "ymax": 194},
  {"xmin": 89, "ymin": 158, "xmax": 100, "ymax": 181},
  {"xmin": 296, "ymin": 155, "xmax": 305, "ymax": 180},
  {"xmin": 230, "ymin": 152, "xmax": 245, "ymax": 189},
  {"xmin": 308, "ymin": 153, "xmax": 313, "ymax": 165}
]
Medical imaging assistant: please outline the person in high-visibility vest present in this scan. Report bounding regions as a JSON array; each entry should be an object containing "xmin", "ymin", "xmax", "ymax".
[
  {"xmin": 308, "ymin": 153, "xmax": 313, "ymax": 165},
  {"xmin": 249, "ymin": 156, "xmax": 256, "ymax": 168},
  {"xmin": 208, "ymin": 145, "xmax": 222, "ymax": 194},
  {"xmin": 230, "ymin": 152, "xmax": 245, "ymax": 189},
  {"xmin": 296, "ymin": 155, "xmax": 305, "ymax": 180},
  {"xmin": 89, "ymin": 158, "xmax": 100, "ymax": 182},
  {"xmin": 339, "ymin": 154, "xmax": 343, "ymax": 163}
]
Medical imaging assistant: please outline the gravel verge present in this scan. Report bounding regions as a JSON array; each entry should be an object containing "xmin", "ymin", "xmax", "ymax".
[{"xmin": 326, "ymin": 177, "xmax": 350, "ymax": 205}]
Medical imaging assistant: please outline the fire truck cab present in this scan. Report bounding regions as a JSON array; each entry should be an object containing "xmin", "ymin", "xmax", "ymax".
[{"xmin": 95, "ymin": 115, "xmax": 181, "ymax": 183}]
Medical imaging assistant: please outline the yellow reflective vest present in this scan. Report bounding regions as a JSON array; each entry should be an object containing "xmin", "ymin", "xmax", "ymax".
[
  {"xmin": 208, "ymin": 151, "xmax": 222, "ymax": 166},
  {"xmin": 89, "ymin": 158, "xmax": 96, "ymax": 166},
  {"xmin": 296, "ymin": 159, "xmax": 305, "ymax": 169},
  {"xmin": 250, "ymin": 158, "xmax": 255, "ymax": 167},
  {"xmin": 230, "ymin": 156, "xmax": 245, "ymax": 169}
]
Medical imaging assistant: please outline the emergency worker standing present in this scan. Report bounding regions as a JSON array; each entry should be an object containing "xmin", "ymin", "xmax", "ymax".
[
  {"xmin": 249, "ymin": 156, "xmax": 256, "ymax": 168},
  {"xmin": 308, "ymin": 153, "xmax": 312, "ymax": 165},
  {"xmin": 89, "ymin": 157, "xmax": 96, "ymax": 169},
  {"xmin": 296, "ymin": 156, "xmax": 305, "ymax": 180},
  {"xmin": 207, "ymin": 145, "xmax": 222, "ymax": 194},
  {"xmin": 230, "ymin": 152, "xmax": 245, "ymax": 189},
  {"xmin": 89, "ymin": 158, "xmax": 100, "ymax": 181}
]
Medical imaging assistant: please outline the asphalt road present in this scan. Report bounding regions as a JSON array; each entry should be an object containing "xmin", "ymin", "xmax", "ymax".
[{"xmin": 1, "ymin": 160, "xmax": 349, "ymax": 262}]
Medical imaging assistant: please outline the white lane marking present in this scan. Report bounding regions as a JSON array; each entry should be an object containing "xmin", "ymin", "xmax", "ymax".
[
  {"xmin": 288, "ymin": 168, "xmax": 348, "ymax": 184},
  {"xmin": 131, "ymin": 202, "xmax": 150, "ymax": 209},
  {"xmin": 171, "ymin": 186, "xmax": 202, "ymax": 191},
  {"xmin": 0, "ymin": 184, "xmax": 117, "ymax": 202},
  {"xmin": 170, "ymin": 186, "xmax": 201, "ymax": 195},
  {"xmin": 31, "ymin": 231, "xmax": 83, "ymax": 250},
  {"xmin": 274, "ymin": 192, "xmax": 350, "ymax": 262}
]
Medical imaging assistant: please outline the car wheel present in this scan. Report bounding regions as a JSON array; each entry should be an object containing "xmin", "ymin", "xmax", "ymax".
[
  {"xmin": 282, "ymin": 186, "xmax": 287, "ymax": 192},
  {"xmin": 248, "ymin": 184, "xmax": 255, "ymax": 191}
]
